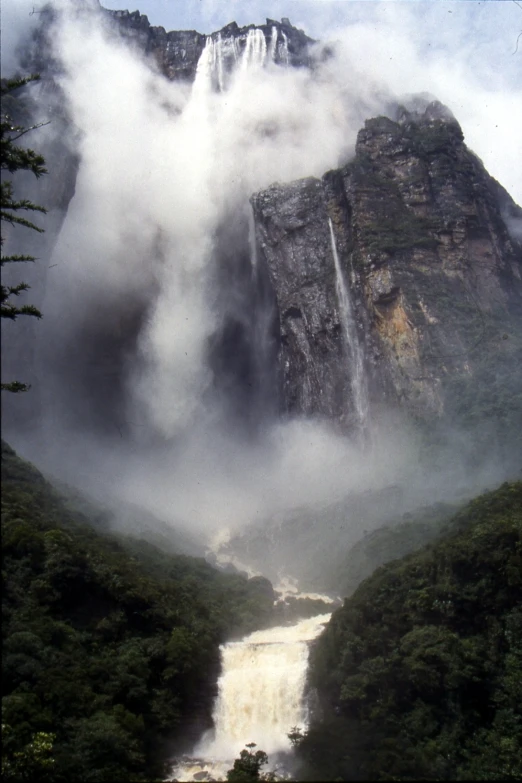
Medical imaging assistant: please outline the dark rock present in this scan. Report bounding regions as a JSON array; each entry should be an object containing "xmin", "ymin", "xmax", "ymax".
[
  {"xmin": 252, "ymin": 102, "xmax": 522, "ymax": 430},
  {"xmin": 105, "ymin": 9, "xmax": 315, "ymax": 79}
]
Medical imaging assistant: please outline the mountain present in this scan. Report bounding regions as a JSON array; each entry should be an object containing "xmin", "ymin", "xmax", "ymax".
[
  {"xmin": 106, "ymin": 8, "xmax": 315, "ymax": 80},
  {"xmin": 2, "ymin": 10, "xmax": 522, "ymax": 781},
  {"xmin": 252, "ymin": 102, "xmax": 522, "ymax": 441},
  {"xmin": 5, "ymin": 5, "xmax": 521, "ymax": 468}
]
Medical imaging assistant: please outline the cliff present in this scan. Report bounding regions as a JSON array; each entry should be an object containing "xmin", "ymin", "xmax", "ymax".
[
  {"xmin": 105, "ymin": 9, "xmax": 314, "ymax": 81},
  {"xmin": 252, "ymin": 102, "xmax": 522, "ymax": 442},
  {"xmin": 6, "ymin": 8, "xmax": 522, "ymax": 460}
]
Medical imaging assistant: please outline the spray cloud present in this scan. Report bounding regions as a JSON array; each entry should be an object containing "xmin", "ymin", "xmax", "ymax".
[{"xmin": 2, "ymin": 0, "xmax": 521, "ymax": 563}]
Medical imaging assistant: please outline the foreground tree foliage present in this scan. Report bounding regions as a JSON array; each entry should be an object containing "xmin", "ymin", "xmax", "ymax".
[
  {"xmin": 1, "ymin": 75, "xmax": 48, "ymax": 392},
  {"xmin": 227, "ymin": 744, "xmax": 275, "ymax": 782},
  {"xmin": 1, "ymin": 441, "xmax": 275, "ymax": 781},
  {"xmin": 296, "ymin": 481, "xmax": 522, "ymax": 780}
]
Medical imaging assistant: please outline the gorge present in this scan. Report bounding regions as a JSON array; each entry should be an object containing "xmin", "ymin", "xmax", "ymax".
[{"xmin": 1, "ymin": 2, "xmax": 521, "ymax": 781}]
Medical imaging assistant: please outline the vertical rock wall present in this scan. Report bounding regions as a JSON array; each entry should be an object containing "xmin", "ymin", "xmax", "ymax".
[{"xmin": 252, "ymin": 103, "xmax": 522, "ymax": 429}]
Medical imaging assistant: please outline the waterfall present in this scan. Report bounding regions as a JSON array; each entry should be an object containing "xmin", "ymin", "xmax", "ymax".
[
  {"xmin": 191, "ymin": 36, "xmax": 214, "ymax": 98},
  {"xmin": 248, "ymin": 206, "xmax": 258, "ymax": 275},
  {"xmin": 279, "ymin": 32, "xmax": 290, "ymax": 65},
  {"xmin": 241, "ymin": 28, "xmax": 267, "ymax": 70},
  {"xmin": 211, "ymin": 33, "xmax": 225, "ymax": 92},
  {"xmin": 328, "ymin": 218, "xmax": 369, "ymax": 431},
  {"xmin": 269, "ymin": 26, "xmax": 278, "ymax": 62},
  {"xmin": 170, "ymin": 613, "xmax": 331, "ymax": 781}
]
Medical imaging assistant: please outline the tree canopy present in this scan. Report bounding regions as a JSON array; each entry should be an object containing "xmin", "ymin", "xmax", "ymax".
[
  {"xmin": 1, "ymin": 440, "xmax": 278, "ymax": 781},
  {"xmin": 294, "ymin": 481, "xmax": 522, "ymax": 780}
]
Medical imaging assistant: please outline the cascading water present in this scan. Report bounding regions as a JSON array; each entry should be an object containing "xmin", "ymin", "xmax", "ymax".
[
  {"xmin": 279, "ymin": 32, "xmax": 290, "ymax": 65},
  {"xmin": 328, "ymin": 218, "xmax": 369, "ymax": 431},
  {"xmin": 190, "ymin": 36, "xmax": 214, "ymax": 104},
  {"xmin": 248, "ymin": 206, "xmax": 258, "ymax": 275},
  {"xmin": 170, "ymin": 613, "xmax": 331, "ymax": 781},
  {"xmin": 269, "ymin": 26, "xmax": 278, "ymax": 62},
  {"xmin": 241, "ymin": 28, "xmax": 267, "ymax": 70},
  {"xmin": 211, "ymin": 33, "xmax": 225, "ymax": 92}
]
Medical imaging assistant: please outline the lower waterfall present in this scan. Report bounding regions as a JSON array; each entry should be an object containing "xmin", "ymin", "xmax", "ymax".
[{"xmin": 169, "ymin": 613, "xmax": 331, "ymax": 781}]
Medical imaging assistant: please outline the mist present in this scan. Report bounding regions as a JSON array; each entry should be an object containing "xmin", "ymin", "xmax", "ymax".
[{"xmin": 2, "ymin": 0, "xmax": 521, "ymax": 578}]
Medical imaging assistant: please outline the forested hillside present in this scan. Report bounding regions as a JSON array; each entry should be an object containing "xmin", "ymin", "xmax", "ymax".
[
  {"xmin": 294, "ymin": 481, "xmax": 522, "ymax": 781},
  {"xmin": 1, "ymin": 441, "xmax": 275, "ymax": 781}
]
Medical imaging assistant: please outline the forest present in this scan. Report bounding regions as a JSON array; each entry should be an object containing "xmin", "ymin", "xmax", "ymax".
[
  {"xmin": 295, "ymin": 481, "xmax": 522, "ymax": 780},
  {"xmin": 1, "ymin": 440, "xmax": 276, "ymax": 781},
  {"xmin": 3, "ymin": 439, "xmax": 521, "ymax": 781}
]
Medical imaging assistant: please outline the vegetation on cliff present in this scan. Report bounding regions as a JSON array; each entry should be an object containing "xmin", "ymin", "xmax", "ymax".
[
  {"xmin": 294, "ymin": 481, "xmax": 522, "ymax": 780},
  {"xmin": 1, "ymin": 441, "xmax": 275, "ymax": 781}
]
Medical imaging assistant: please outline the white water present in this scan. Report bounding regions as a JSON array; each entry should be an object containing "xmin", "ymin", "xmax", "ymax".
[
  {"xmin": 328, "ymin": 218, "xmax": 369, "ymax": 430},
  {"xmin": 280, "ymin": 33, "xmax": 290, "ymax": 65},
  {"xmin": 170, "ymin": 613, "xmax": 331, "ymax": 781},
  {"xmin": 200, "ymin": 28, "xmax": 273, "ymax": 95},
  {"xmin": 211, "ymin": 33, "xmax": 225, "ymax": 92},
  {"xmin": 248, "ymin": 206, "xmax": 258, "ymax": 275},
  {"xmin": 241, "ymin": 29, "xmax": 267, "ymax": 71},
  {"xmin": 269, "ymin": 26, "xmax": 278, "ymax": 62}
]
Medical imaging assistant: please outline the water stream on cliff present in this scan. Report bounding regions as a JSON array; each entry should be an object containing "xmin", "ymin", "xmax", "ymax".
[
  {"xmin": 241, "ymin": 29, "xmax": 268, "ymax": 70},
  {"xmin": 169, "ymin": 612, "xmax": 331, "ymax": 781},
  {"xmin": 280, "ymin": 33, "xmax": 290, "ymax": 65},
  {"xmin": 211, "ymin": 33, "xmax": 226, "ymax": 92},
  {"xmin": 200, "ymin": 25, "xmax": 289, "ymax": 97},
  {"xmin": 270, "ymin": 26, "xmax": 278, "ymax": 62},
  {"xmin": 328, "ymin": 218, "xmax": 369, "ymax": 432}
]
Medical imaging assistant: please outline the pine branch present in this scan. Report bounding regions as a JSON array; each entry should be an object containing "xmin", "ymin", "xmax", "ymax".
[
  {"xmin": 1, "ymin": 254, "xmax": 37, "ymax": 265},
  {"xmin": 0, "ymin": 74, "xmax": 41, "ymax": 95},
  {"xmin": 0, "ymin": 210, "xmax": 46, "ymax": 232},
  {"xmin": 1, "ymin": 282, "xmax": 42, "ymax": 319},
  {"xmin": 1, "ymin": 302, "xmax": 42, "ymax": 320},
  {"xmin": 1, "ymin": 199, "xmax": 47, "ymax": 214},
  {"xmin": 1, "ymin": 381, "xmax": 30, "ymax": 393},
  {"xmin": 0, "ymin": 72, "xmax": 47, "ymax": 392}
]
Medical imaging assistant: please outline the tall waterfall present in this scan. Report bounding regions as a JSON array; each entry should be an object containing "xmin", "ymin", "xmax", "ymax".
[
  {"xmin": 211, "ymin": 33, "xmax": 225, "ymax": 92},
  {"xmin": 195, "ymin": 26, "xmax": 285, "ymax": 96},
  {"xmin": 170, "ymin": 614, "xmax": 331, "ymax": 781},
  {"xmin": 269, "ymin": 26, "xmax": 278, "ymax": 62},
  {"xmin": 192, "ymin": 36, "xmax": 214, "ymax": 98},
  {"xmin": 241, "ymin": 28, "xmax": 267, "ymax": 70},
  {"xmin": 328, "ymin": 218, "xmax": 369, "ymax": 430},
  {"xmin": 248, "ymin": 205, "xmax": 258, "ymax": 275},
  {"xmin": 280, "ymin": 32, "xmax": 290, "ymax": 65}
]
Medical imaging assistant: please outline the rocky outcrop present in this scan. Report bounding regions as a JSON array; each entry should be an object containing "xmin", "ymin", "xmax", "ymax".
[
  {"xmin": 105, "ymin": 10, "xmax": 314, "ymax": 81},
  {"xmin": 252, "ymin": 101, "xmax": 522, "ymax": 431}
]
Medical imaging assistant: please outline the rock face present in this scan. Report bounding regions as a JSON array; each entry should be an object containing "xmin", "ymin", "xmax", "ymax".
[
  {"xmin": 106, "ymin": 10, "xmax": 314, "ymax": 82},
  {"xmin": 252, "ymin": 101, "xmax": 522, "ymax": 438}
]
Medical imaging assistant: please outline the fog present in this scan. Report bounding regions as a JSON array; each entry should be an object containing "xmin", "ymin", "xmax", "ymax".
[{"xmin": 2, "ymin": 1, "xmax": 521, "ymax": 576}]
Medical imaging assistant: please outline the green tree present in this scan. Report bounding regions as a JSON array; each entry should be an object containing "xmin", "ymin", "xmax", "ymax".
[
  {"xmin": 1, "ymin": 723, "xmax": 56, "ymax": 782},
  {"xmin": 1, "ymin": 74, "xmax": 48, "ymax": 393},
  {"xmin": 227, "ymin": 743, "xmax": 275, "ymax": 782}
]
